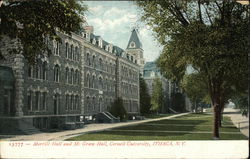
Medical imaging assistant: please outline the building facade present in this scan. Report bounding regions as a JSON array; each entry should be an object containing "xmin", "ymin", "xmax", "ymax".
[{"xmin": 0, "ymin": 26, "xmax": 141, "ymax": 133}]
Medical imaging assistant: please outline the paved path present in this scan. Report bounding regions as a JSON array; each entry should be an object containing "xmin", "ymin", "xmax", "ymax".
[
  {"xmin": 0, "ymin": 113, "xmax": 190, "ymax": 141},
  {"xmin": 223, "ymin": 108, "xmax": 249, "ymax": 138}
]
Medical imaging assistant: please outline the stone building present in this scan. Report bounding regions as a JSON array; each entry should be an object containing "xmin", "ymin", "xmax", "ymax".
[{"xmin": 0, "ymin": 26, "xmax": 141, "ymax": 133}]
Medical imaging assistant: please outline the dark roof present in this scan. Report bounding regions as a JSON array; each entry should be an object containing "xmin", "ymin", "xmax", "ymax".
[{"xmin": 126, "ymin": 29, "xmax": 142, "ymax": 50}]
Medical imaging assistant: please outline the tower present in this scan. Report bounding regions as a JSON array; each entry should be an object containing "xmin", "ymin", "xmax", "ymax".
[{"xmin": 125, "ymin": 29, "xmax": 145, "ymax": 73}]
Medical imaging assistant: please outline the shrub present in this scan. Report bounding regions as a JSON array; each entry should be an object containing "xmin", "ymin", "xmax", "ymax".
[{"xmin": 109, "ymin": 97, "xmax": 127, "ymax": 121}]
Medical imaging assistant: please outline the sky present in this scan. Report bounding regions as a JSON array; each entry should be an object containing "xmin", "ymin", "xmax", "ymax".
[{"xmin": 83, "ymin": 1, "xmax": 163, "ymax": 62}]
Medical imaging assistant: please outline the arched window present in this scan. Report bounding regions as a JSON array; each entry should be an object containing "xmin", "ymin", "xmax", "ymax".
[
  {"xmin": 66, "ymin": 67, "xmax": 69, "ymax": 84},
  {"xmin": 92, "ymin": 75, "xmax": 95, "ymax": 88},
  {"xmin": 75, "ymin": 70, "xmax": 78, "ymax": 85},
  {"xmin": 86, "ymin": 96, "xmax": 90, "ymax": 112},
  {"xmin": 69, "ymin": 44, "xmax": 73, "ymax": 59},
  {"xmin": 75, "ymin": 95, "xmax": 79, "ymax": 110},
  {"xmin": 86, "ymin": 73, "xmax": 90, "ymax": 87},
  {"xmin": 65, "ymin": 94, "xmax": 69, "ymax": 110},
  {"xmin": 86, "ymin": 53, "xmax": 91, "ymax": 66},
  {"xmin": 92, "ymin": 55, "xmax": 95, "ymax": 68},
  {"xmin": 65, "ymin": 42, "xmax": 69, "ymax": 58},
  {"xmin": 71, "ymin": 68, "xmax": 74, "ymax": 84},
  {"xmin": 42, "ymin": 62, "xmax": 47, "ymax": 80},
  {"xmin": 92, "ymin": 96, "xmax": 95, "ymax": 111},
  {"xmin": 27, "ymin": 90, "xmax": 32, "ymax": 111},
  {"xmin": 75, "ymin": 47, "xmax": 78, "ymax": 61},
  {"xmin": 41, "ymin": 92, "xmax": 47, "ymax": 111},
  {"xmin": 99, "ymin": 58, "xmax": 102, "ymax": 69},
  {"xmin": 54, "ymin": 65, "xmax": 60, "ymax": 82},
  {"xmin": 99, "ymin": 77, "xmax": 103, "ymax": 90},
  {"xmin": 71, "ymin": 94, "xmax": 74, "ymax": 110}
]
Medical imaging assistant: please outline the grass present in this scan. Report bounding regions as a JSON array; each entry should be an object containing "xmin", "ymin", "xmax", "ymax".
[
  {"xmin": 144, "ymin": 114, "xmax": 174, "ymax": 119},
  {"xmin": 66, "ymin": 113, "xmax": 247, "ymax": 140}
]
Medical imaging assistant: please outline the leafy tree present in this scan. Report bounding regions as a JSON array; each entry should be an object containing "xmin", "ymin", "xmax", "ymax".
[
  {"xmin": 171, "ymin": 92, "xmax": 186, "ymax": 112},
  {"xmin": 136, "ymin": 0, "xmax": 249, "ymax": 139},
  {"xmin": 139, "ymin": 75, "xmax": 151, "ymax": 115},
  {"xmin": 151, "ymin": 78, "xmax": 164, "ymax": 113},
  {"xmin": 109, "ymin": 97, "xmax": 127, "ymax": 121},
  {"xmin": 181, "ymin": 73, "xmax": 208, "ymax": 113},
  {"xmin": 0, "ymin": 0, "xmax": 87, "ymax": 63}
]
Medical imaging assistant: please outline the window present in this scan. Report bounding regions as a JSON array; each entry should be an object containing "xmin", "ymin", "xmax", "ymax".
[
  {"xmin": 75, "ymin": 70, "xmax": 78, "ymax": 85},
  {"xmin": 92, "ymin": 55, "xmax": 95, "ymax": 68},
  {"xmin": 41, "ymin": 92, "xmax": 46, "ymax": 111},
  {"xmin": 54, "ymin": 65, "xmax": 60, "ymax": 82},
  {"xmin": 34, "ymin": 91, "xmax": 40, "ymax": 111},
  {"xmin": 86, "ymin": 96, "xmax": 90, "ymax": 112},
  {"xmin": 99, "ymin": 58, "xmax": 102, "ymax": 69},
  {"xmin": 66, "ymin": 67, "xmax": 69, "ymax": 84},
  {"xmin": 71, "ymin": 68, "xmax": 74, "ymax": 84},
  {"xmin": 69, "ymin": 44, "xmax": 73, "ymax": 59},
  {"xmin": 86, "ymin": 73, "xmax": 90, "ymax": 87},
  {"xmin": 99, "ymin": 77, "xmax": 103, "ymax": 90},
  {"xmin": 75, "ymin": 47, "xmax": 78, "ymax": 61},
  {"xmin": 86, "ymin": 53, "xmax": 91, "ymax": 66},
  {"xmin": 66, "ymin": 42, "xmax": 69, "ymax": 58},
  {"xmin": 27, "ymin": 91, "xmax": 32, "ymax": 111},
  {"xmin": 65, "ymin": 94, "xmax": 69, "ymax": 111},
  {"xmin": 54, "ymin": 41, "xmax": 60, "ymax": 55},
  {"xmin": 71, "ymin": 95, "xmax": 74, "ymax": 110},
  {"xmin": 92, "ymin": 97, "xmax": 95, "ymax": 110},
  {"xmin": 42, "ymin": 62, "xmax": 47, "ymax": 80},
  {"xmin": 92, "ymin": 75, "xmax": 95, "ymax": 88}
]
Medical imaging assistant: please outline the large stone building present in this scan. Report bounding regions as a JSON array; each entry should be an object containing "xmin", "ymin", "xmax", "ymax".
[{"xmin": 0, "ymin": 25, "xmax": 141, "ymax": 133}]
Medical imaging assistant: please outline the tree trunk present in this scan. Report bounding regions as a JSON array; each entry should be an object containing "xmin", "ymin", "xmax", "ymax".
[{"xmin": 213, "ymin": 104, "xmax": 220, "ymax": 139}]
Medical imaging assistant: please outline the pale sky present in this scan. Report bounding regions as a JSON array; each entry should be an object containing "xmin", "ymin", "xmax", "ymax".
[{"xmin": 84, "ymin": 1, "xmax": 163, "ymax": 62}]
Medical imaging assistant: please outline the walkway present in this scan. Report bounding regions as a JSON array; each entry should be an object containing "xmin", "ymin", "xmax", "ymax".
[
  {"xmin": 223, "ymin": 108, "xmax": 249, "ymax": 138},
  {"xmin": 0, "ymin": 113, "xmax": 190, "ymax": 141}
]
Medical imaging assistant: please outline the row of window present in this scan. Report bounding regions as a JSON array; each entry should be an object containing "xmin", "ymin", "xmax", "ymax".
[
  {"xmin": 122, "ymin": 65, "xmax": 138, "ymax": 80},
  {"xmin": 65, "ymin": 94, "xmax": 80, "ymax": 111},
  {"xmin": 85, "ymin": 74, "xmax": 115, "ymax": 92},
  {"xmin": 65, "ymin": 67, "xmax": 80, "ymax": 85},
  {"xmin": 28, "ymin": 62, "xmax": 47, "ymax": 80},
  {"xmin": 123, "ymin": 100, "xmax": 139, "ymax": 112},
  {"xmin": 53, "ymin": 41, "xmax": 80, "ymax": 62},
  {"xmin": 85, "ymin": 53, "xmax": 116, "ymax": 75},
  {"xmin": 121, "ymin": 83, "xmax": 138, "ymax": 96},
  {"xmin": 27, "ymin": 91, "xmax": 47, "ymax": 112}
]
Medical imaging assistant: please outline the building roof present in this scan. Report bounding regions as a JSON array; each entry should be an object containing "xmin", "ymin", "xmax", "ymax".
[
  {"xmin": 143, "ymin": 62, "xmax": 161, "ymax": 78},
  {"xmin": 126, "ymin": 29, "xmax": 142, "ymax": 50}
]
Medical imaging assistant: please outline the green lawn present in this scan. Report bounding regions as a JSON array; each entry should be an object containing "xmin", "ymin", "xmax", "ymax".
[
  {"xmin": 67, "ymin": 113, "xmax": 247, "ymax": 140},
  {"xmin": 144, "ymin": 114, "xmax": 174, "ymax": 119}
]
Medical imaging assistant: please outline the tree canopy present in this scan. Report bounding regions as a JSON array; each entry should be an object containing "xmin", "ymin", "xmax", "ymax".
[
  {"xmin": 151, "ymin": 78, "xmax": 164, "ymax": 113},
  {"xmin": 136, "ymin": 0, "xmax": 249, "ymax": 138},
  {"xmin": 0, "ymin": 0, "xmax": 87, "ymax": 63},
  {"xmin": 139, "ymin": 75, "xmax": 151, "ymax": 115}
]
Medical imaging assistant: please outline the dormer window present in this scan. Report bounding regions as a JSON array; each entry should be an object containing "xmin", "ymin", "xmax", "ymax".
[
  {"xmin": 105, "ymin": 45, "xmax": 109, "ymax": 51},
  {"xmin": 92, "ymin": 38, "xmax": 96, "ymax": 45},
  {"xmin": 130, "ymin": 41, "xmax": 135, "ymax": 48},
  {"xmin": 109, "ymin": 44, "xmax": 113, "ymax": 53},
  {"xmin": 98, "ymin": 38, "xmax": 102, "ymax": 48}
]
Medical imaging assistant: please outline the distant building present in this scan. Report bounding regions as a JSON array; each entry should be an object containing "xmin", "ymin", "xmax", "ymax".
[{"xmin": 143, "ymin": 62, "xmax": 172, "ymax": 113}]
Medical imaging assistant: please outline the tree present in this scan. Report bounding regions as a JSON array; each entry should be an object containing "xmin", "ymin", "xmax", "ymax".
[
  {"xmin": 171, "ymin": 92, "xmax": 186, "ymax": 112},
  {"xmin": 151, "ymin": 78, "xmax": 164, "ymax": 113},
  {"xmin": 0, "ymin": 0, "xmax": 87, "ymax": 63},
  {"xmin": 136, "ymin": 0, "xmax": 249, "ymax": 139},
  {"xmin": 109, "ymin": 97, "xmax": 127, "ymax": 121},
  {"xmin": 181, "ymin": 73, "xmax": 208, "ymax": 113},
  {"xmin": 139, "ymin": 75, "xmax": 151, "ymax": 115}
]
